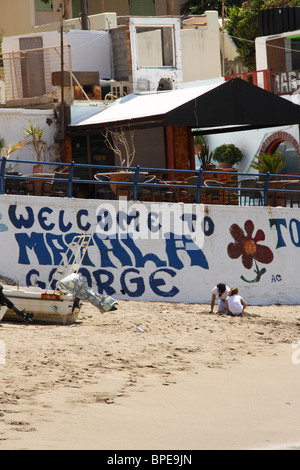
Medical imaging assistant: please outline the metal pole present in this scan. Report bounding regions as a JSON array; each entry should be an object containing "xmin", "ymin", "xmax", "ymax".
[
  {"xmin": 80, "ymin": 0, "xmax": 89, "ymax": 30},
  {"xmin": 60, "ymin": 3, "xmax": 65, "ymax": 143}
]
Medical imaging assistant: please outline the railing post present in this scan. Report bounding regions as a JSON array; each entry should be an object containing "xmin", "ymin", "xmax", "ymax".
[
  {"xmin": 264, "ymin": 172, "xmax": 271, "ymax": 206},
  {"xmin": 196, "ymin": 169, "xmax": 203, "ymax": 203},
  {"xmin": 0, "ymin": 157, "xmax": 7, "ymax": 195},
  {"xmin": 67, "ymin": 161, "xmax": 75, "ymax": 198},
  {"xmin": 133, "ymin": 165, "xmax": 140, "ymax": 201}
]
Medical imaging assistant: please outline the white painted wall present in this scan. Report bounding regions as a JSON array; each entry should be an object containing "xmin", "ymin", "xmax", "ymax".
[
  {"xmin": 2, "ymin": 29, "xmax": 112, "ymax": 101},
  {"xmin": 182, "ymin": 11, "xmax": 222, "ymax": 82},
  {"xmin": 206, "ymin": 121, "xmax": 300, "ymax": 174},
  {"xmin": 66, "ymin": 30, "xmax": 112, "ymax": 79},
  {"xmin": 129, "ymin": 17, "xmax": 183, "ymax": 92},
  {"xmin": 0, "ymin": 194, "xmax": 298, "ymax": 306},
  {"xmin": 0, "ymin": 108, "xmax": 58, "ymax": 173}
]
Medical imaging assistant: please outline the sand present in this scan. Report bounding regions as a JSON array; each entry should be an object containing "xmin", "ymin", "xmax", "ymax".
[{"xmin": 0, "ymin": 300, "xmax": 300, "ymax": 450}]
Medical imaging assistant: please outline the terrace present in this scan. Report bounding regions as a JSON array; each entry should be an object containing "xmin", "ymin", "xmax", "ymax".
[{"xmin": 1, "ymin": 157, "xmax": 300, "ymax": 208}]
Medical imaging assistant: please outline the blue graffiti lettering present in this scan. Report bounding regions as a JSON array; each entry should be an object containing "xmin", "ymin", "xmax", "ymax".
[
  {"xmin": 38, "ymin": 207, "xmax": 55, "ymax": 231},
  {"xmin": 203, "ymin": 216, "xmax": 214, "ymax": 236},
  {"xmin": 15, "ymin": 232, "xmax": 52, "ymax": 264},
  {"xmin": 117, "ymin": 210, "xmax": 139, "ymax": 233},
  {"xmin": 269, "ymin": 219, "xmax": 287, "ymax": 248},
  {"xmin": 148, "ymin": 212, "xmax": 161, "ymax": 232},
  {"xmin": 270, "ymin": 218, "xmax": 300, "ymax": 248},
  {"xmin": 26, "ymin": 269, "xmax": 46, "ymax": 289},
  {"xmin": 93, "ymin": 236, "xmax": 131, "ymax": 267},
  {"xmin": 149, "ymin": 268, "xmax": 179, "ymax": 297},
  {"xmin": 45, "ymin": 233, "xmax": 70, "ymax": 265},
  {"xmin": 165, "ymin": 233, "xmax": 209, "ymax": 270},
  {"xmin": 181, "ymin": 213, "xmax": 197, "ymax": 232},
  {"xmin": 9, "ymin": 205, "xmax": 34, "ymax": 229},
  {"xmin": 0, "ymin": 213, "xmax": 8, "ymax": 232},
  {"xmin": 94, "ymin": 269, "xmax": 115, "ymax": 296},
  {"xmin": 289, "ymin": 218, "xmax": 300, "ymax": 247},
  {"xmin": 77, "ymin": 209, "xmax": 91, "ymax": 231},
  {"xmin": 59, "ymin": 210, "xmax": 72, "ymax": 233},
  {"xmin": 120, "ymin": 268, "xmax": 145, "ymax": 297}
]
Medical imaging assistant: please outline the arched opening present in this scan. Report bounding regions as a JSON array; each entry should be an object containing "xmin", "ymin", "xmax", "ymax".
[{"xmin": 260, "ymin": 131, "xmax": 300, "ymax": 175}]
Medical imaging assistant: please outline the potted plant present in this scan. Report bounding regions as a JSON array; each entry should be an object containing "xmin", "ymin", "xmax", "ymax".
[
  {"xmin": 100, "ymin": 125, "xmax": 137, "ymax": 196},
  {"xmin": 250, "ymin": 151, "xmax": 286, "ymax": 176},
  {"xmin": 194, "ymin": 136, "xmax": 215, "ymax": 169},
  {"xmin": 212, "ymin": 143, "xmax": 243, "ymax": 168}
]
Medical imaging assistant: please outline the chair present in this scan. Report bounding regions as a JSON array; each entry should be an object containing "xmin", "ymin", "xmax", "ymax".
[
  {"xmin": 148, "ymin": 178, "xmax": 174, "ymax": 202},
  {"xmin": 184, "ymin": 176, "xmax": 200, "ymax": 203},
  {"xmin": 94, "ymin": 173, "xmax": 114, "ymax": 200},
  {"xmin": 140, "ymin": 174, "xmax": 157, "ymax": 201},
  {"xmin": 240, "ymin": 179, "xmax": 263, "ymax": 206},
  {"xmin": 204, "ymin": 180, "xmax": 225, "ymax": 204},
  {"xmin": 283, "ymin": 182, "xmax": 300, "ymax": 207},
  {"xmin": 42, "ymin": 172, "xmax": 76, "ymax": 198},
  {"xmin": 116, "ymin": 172, "xmax": 145, "ymax": 200},
  {"xmin": 5, "ymin": 173, "xmax": 28, "ymax": 195},
  {"xmin": 225, "ymin": 181, "xmax": 240, "ymax": 205}
]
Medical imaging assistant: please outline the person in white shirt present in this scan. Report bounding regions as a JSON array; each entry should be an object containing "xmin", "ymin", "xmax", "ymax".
[
  {"xmin": 225, "ymin": 287, "xmax": 247, "ymax": 317},
  {"xmin": 210, "ymin": 283, "xmax": 230, "ymax": 314}
]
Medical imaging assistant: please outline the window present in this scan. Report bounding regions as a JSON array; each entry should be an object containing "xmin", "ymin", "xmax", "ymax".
[
  {"xmin": 276, "ymin": 141, "xmax": 300, "ymax": 175},
  {"xmin": 72, "ymin": 0, "xmax": 81, "ymax": 18},
  {"xmin": 136, "ymin": 26, "xmax": 175, "ymax": 68},
  {"xmin": 35, "ymin": 0, "xmax": 53, "ymax": 11},
  {"xmin": 291, "ymin": 38, "xmax": 300, "ymax": 71},
  {"xmin": 129, "ymin": 0, "xmax": 155, "ymax": 16}
]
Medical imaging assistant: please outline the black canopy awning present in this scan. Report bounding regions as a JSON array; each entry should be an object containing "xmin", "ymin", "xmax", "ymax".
[{"xmin": 166, "ymin": 78, "xmax": 300, "ymax": 134}]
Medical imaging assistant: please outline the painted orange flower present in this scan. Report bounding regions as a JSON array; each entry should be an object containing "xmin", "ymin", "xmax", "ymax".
[{"xmin": 227, "ymin": 220, "xmax": 274, "ymax": 269}]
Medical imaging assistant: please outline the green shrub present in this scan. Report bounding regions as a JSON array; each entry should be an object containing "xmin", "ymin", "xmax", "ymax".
[
  {"xmin": 212, "ymin": 144, "xmax": 243, "ymax": 165},
  {"xmin": 250, "ymin": 151, "xmax": 286, "ymax": 174}
]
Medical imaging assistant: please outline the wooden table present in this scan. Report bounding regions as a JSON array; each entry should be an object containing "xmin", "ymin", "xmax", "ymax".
[
  {"xmin": 24, "ymin": 173, "xmax": 55, "ymax": 196},
  {"xmin": 256, "ymin": 179, "xmax": 299, "ymax": 206}
]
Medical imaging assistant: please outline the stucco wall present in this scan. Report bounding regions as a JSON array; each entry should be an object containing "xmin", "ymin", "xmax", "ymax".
[
  {"xmin": 0, "ymin": 193, "xmax": 298, "ymax": 306},
  {"xmin": 0, "ymin": 108, "xmax": 58, "ymax": 173},
  {"xmin": 182, "ymin": 11, "xmax": 222, "ymax": 82},
  {"xmin": 206, "ymin": 123, "xmax": 300, "ymax": 173}
]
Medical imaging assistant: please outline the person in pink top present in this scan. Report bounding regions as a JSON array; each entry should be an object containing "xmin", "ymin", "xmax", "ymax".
[{"xmin": 225, "ymin": 287, "xmax": 247, "ymax": 317}]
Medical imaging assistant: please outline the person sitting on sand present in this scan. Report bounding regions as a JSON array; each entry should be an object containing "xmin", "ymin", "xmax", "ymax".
[
  {"xmin": 225, "ymin": 287, "xmax": 247, "ymax": 317},
  {"xmin": 210, "ymin": 283, "xmax": 230, "ymax": 314}
]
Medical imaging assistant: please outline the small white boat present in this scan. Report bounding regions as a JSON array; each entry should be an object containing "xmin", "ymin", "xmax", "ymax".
[
  {"xmin": 1, "ymin": 284, "xmax": 81, "ymax": 324},
  {"xmin": 0, "ymin": 235, "xmax": 117, "ymax": 324}
]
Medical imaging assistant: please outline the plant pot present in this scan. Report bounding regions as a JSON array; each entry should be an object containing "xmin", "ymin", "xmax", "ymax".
[
  {"xmin": 109, "ymin": 172, "xmax": 133, "ymax": 196},
  {"xmin": 219, "ymin": 162, "xmax": 233, "ymax": 169},
  {"xmin": 202, "ymin": 164, "xmax": 217, "ymax": 170}
]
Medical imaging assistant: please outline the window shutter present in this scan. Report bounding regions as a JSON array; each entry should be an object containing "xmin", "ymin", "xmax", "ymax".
[
  {"xmin": 129, "ymin": 0, "xmax": 155, "ymax": 16},
  {"xmin": 35, "ymin": 0, "xmax": 53, "ymax": 11}
]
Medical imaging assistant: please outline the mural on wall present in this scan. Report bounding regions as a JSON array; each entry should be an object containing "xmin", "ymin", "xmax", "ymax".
[
  {"xmin": 227, "ymin": 220, "xmax": 274, "ymax": 284},
  {"xmin": 1, "ymin": 197, "xmax": 299, "ymax": 304},
  {"xmin": 0, "ymin": 213, "xmax": 8, "ymax": 232},
  {"xmin": 4, "ymin": 201, "xmax": 212, "ymax": 300}
]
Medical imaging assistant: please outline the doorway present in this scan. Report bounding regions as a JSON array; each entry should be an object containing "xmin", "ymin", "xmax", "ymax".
[{"xmin": 19, "ymin": 37, "xmax": 46, "ymax": 98}]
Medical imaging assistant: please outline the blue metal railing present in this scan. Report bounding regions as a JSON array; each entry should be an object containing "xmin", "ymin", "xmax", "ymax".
[{"xmin": 0, "ymin": 156, "xmax": 300, "ymax": 207}]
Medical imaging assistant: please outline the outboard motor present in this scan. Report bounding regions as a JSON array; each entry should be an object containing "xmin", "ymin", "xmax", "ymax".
[{"xmin": 57, "ymin": 273, "xmax": 118, "ymax": 313}]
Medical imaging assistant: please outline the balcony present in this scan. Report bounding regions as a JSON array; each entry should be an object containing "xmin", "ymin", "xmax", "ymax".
[{"xmin": 225, "ymin": 68, "xmax": 300, "ymax": 96}]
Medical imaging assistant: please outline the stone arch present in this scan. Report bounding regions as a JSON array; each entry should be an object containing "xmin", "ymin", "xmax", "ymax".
[{"xmin": 259, "ymin": 131, "xmax": 300, "ymax": 158}]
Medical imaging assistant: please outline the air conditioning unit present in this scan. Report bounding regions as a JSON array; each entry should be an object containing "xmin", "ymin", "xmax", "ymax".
[
  {"xmin": 137, "ymin": 79, "xmax": 150, "ymax": 92},
  {"xmin": 110, "ymin": 81, "xmax": 132, "ymax": 98}
]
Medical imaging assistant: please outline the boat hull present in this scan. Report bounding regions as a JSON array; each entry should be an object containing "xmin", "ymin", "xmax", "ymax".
[{"xmin": 2, "ymin": 285, "xmax": 82, "ymax": 324}]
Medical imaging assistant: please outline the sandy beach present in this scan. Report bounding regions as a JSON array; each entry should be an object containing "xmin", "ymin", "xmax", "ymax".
[{"xmin": 0, "ymin": 299, "xmax": 300, "ymax": 451}]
